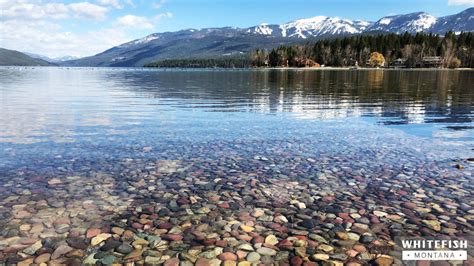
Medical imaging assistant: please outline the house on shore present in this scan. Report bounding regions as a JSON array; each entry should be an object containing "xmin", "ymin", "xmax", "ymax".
[
  {"xmin": 419, "ymin": 56, "xmax": 443, "ymax": 68},
  {"xmin": 390, "ymin": 58, "xmax": 407, "ymax": 68},
  {"xmin": 389, "ymin": 56, "xmax": 443, "ymax": 68}
]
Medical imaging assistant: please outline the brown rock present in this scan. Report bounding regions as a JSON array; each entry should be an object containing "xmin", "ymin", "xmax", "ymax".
[
  {"xmin": 236, "ymin": 250, "xmax": 248, "ymax": 259},
  {"xmin": 111, "ymin": 227, "xmax": 124, "ymax": 235},
  {"xmin": 217, "ymin": 202, "xmax": 230, "ymax": 209},
  {"xmin": 252, "ymin": 209, "xmax": 264, "ymax": 218},
  {"xmin": 122, "ymin": 230, "xmax": 135, "ymax": 241},
  {"xmin": 375, "ymin": 255, "xmax": 394, "ymax": 266},
  {"xmin": 164, "ymin": 257, "xmax": 180, "ymax": 266},
  {"xmin": 346, "ymin": 249, "xmax": 359, "ymax": 257},
  {"xmin": 290, "ymin": 256, "xmax": 303, "ymax": 266},
  {"xmin": 66, "ymin": 249, "xmax": 86, "ymax": 258},
  {"xmin": 19, "ymin": 224, "xmax": 31, "ymax": 231},
  {"xmin": 402, "ymin": 202, "xmax": 417, "ymax": 209},
  {"xmin": 14, "ymin": 210, "xmax": 31, "ymax": 219},
  {"xmin": 51, "ymin": 245, "xmax": 73, "ymax": 259},
  {"xmin": 54, "ymin": 217, "xmax": 71, "ymax": 225},
  {"xmin": 131, "ymin": 222, "xmax": 143, "ymax": 229},
  {"xmin": 86, "ymin": 228, "xmax": 101, "ymax": 238},
  {"xmin": 17, "ymin": 258, "xmax": 34, "ymax": 266},
  {"xmin": 158, "ymin": 222, "xmax": 174, "ymax": 229},
  {"xmin": 34, "ymin": 253, "xmax": 51, "ymax": 264},
  {"xmin": 196, "ymin": 257, "xmax": 211, "ymax": 266},
  {"xmin": 336, "ymin": 231, "xmax": 349, "ymax": 240},
  {"xmin": 353, "ymin": 245, "xmax": 367, "ymax": 253},
  {"xmin": 218, "ymin": 252, "xmax": 238, "ymax": 261},
  {"xmin": 216, "ymin": 240, "xmax": 228, "ymax": 247},
  {"xmin": 162, "ymin": 234, "xmax": 183, "ymax": 241},
  {"xmin": 91, "ymin": 233, "xmax": 112, "ymax": 246}
]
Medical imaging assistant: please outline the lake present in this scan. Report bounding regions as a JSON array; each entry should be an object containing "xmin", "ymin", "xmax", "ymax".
[{"xmin": 0, "ymin": 67, "xmax": 473, "ymax": 265}]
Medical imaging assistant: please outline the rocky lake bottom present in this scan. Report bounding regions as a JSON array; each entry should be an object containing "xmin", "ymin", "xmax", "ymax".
[
  {"xmin": 1, "ymin": 128, "xmax": 473, "ymax": 266},
  {"xmin": 0, "ymin": 68, "xmax": 473, "ymax": 265}
]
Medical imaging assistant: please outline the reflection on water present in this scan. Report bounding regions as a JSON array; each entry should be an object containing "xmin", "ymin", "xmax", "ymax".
[{"xmin": 0, "ymin": 68, "xmax": 472, "ymax": 145}]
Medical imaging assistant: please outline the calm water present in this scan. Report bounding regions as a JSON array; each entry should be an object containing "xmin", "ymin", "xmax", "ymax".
[
  {"xmin": 0, "ymin": 67, "xmax": 473, "ymax": 264},
  {"xmin": 0, "ymin": 68, "xmax": 473, "ymax": 167}
]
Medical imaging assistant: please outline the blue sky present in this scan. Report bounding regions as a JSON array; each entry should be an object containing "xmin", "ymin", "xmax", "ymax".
[
  {"xmin": 158, "ymin": 0, "xmax": 471, "ymax": 30},
  {"xmin": 0, "ymin": 0, "xmax": 472, "ymax": 58}
]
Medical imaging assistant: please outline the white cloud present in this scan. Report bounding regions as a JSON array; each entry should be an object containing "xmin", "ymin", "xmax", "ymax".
[
  {"xmin": 97, "ymin": 0, "xmax": 123, "ymax": 9},
  {"xmin": 115, "ymin": 12, "xmax": 172, "ymax": 30},
  {"xmin": 0, "ymin": 1, "xmax": 123, "ymax": 57},
  {"xmin": 69, "ymin": 2, "xmax": 108, "ymax": 20},
  {"xmin": 0, "ymin": 0, "xmax": 108, "ymax": 21},
  {"xmin": 0, "ymin": 0, "xmax": 173, "ymax": 58},
  {"xmin": 0, "ymin": 19, "xmax": 129, "ymax": 57},
  {"xmin": 448, "ymin": 0, "xmax": 474, "ymax": 5},
  {"xmin": 0, "ymin": 1, "xmax": 69, "ymax": 20},
  {"xmin": 116, "ymin": 15, "xmax": 154, "ymax": 29}
]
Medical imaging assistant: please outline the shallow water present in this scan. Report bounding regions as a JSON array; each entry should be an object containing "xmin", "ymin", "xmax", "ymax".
[
  {"xmin": 0, "ymin": 67, "xmax": 473, "ymax": 265},
  {"xmin": 1, "ymin": 68, "xmax": 473, "ymax": 162}
]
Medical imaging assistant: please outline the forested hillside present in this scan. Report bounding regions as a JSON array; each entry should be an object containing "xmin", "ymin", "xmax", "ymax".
[
  {"xmin": 0, "ymin": 48, "xmax": 54, "ymax": 66},
  {"xmin": 145, "ymin": 32, "xmax": 473, "ymax": 68},
  {"xmin": 252, "ymin": 32, "xmax": 474, "ymax": 68}
]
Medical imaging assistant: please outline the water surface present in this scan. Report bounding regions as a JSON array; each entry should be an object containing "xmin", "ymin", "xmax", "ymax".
[
  {"xmin": 0, "ymin": 68, "xmax": 473, "ymax": 165},
  {"xmin": 0, "ymin": 67, "xmax": 473, "ymax": 264}
]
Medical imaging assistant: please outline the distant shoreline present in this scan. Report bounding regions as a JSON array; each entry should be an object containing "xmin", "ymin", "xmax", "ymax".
[
  {"xmin": 253, "ymin": 67, "xmax": 474, "ymax": 71},
  {"xmin": 2, "ymin": 65, "xmax": 474, "ymax": 71}
]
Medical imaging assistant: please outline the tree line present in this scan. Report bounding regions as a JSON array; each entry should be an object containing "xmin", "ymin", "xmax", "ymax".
[
  {"xmin": 144, "ymin": 32, "xmax": 474, "ymax": 68},
  {"xmin": 144, "ymin": 58, "xmax": 251, "ymax": 68},
  {"xmin": 252, "ymin": 32, "xmax": 474, "ymax": 68}
]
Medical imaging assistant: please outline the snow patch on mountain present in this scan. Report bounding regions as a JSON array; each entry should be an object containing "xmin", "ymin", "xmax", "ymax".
[
  {"xmin": 278, "ymin": 16, "xmax": 370, "ymax": 38},
  {"xmin": 249, "ymin": 23, "xmax": 274, "ymax": 35},
  {"xmin": 368, "ymin": 12, "xmax": 438, "ymax": 33},
  {"xmin": 380, "ymin": 18, "xmax": 392, "ymax": 25},
  {"xmin": 119, "ymin": 34, "xmax": 160, "ymax": 48},
  {"xmin": 280, "ymin": 16, "xmax": 327, "ymax": 38},
  {"xmin": 408, "ymin": 13, "xmax": 437, "ymax": 31}
]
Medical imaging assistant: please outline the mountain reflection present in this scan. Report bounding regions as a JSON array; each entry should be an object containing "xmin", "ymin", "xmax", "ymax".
[
  {"xmin": 118, "ymin": 69, "xmax": 474, "ymax": 124},
  {"xmin": 0, "ymin": 68, "xmax": 473, "ymax": 144}
]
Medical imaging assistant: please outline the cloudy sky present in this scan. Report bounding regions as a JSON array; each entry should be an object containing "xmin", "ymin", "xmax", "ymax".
[{"xmin": 0, "ymin": 0, "xmax": 472, "ymax": 58}]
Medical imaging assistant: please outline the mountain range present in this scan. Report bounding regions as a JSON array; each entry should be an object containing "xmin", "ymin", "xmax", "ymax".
[
  {"xmin": 2, "ymin": 8, "xmax": 472, "ymax": 67},
  {"xmin": 64, "ymin": 8, "xmax": 473, "ymax": 67},
  {"xmin": 247, "ymin": 8, "xmax": 474, "ymax": 37}
]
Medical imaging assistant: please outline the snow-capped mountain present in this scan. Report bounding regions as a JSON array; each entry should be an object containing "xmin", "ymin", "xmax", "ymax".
[
  {"xmin": 112, "ymin": 8, "xmax": 473, "ymax": 46},
  {"xmin": 245, "ymin": 17, "xmax": 371, "ymax": 38},
  {"xmin": 247, "ymin": 8, "xmax": 473, "ymax": 38},
  {"xmin": 431, "ymin": 7, "xmax": 474, "ymax": 34},
  {"xmin": 367, "ymin": 8, "xmax": 474, "ymax": 34},
  {"xmin": 367, "ymin": 12, "xmax": 437, "ymax": 33},
  {"xmin": 279, "ymin": 16, "xmax": 370, "ymax": 38},
  {"xmin": 63, "ymin": 8, "xmax": 473, "ymax": 67}
]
